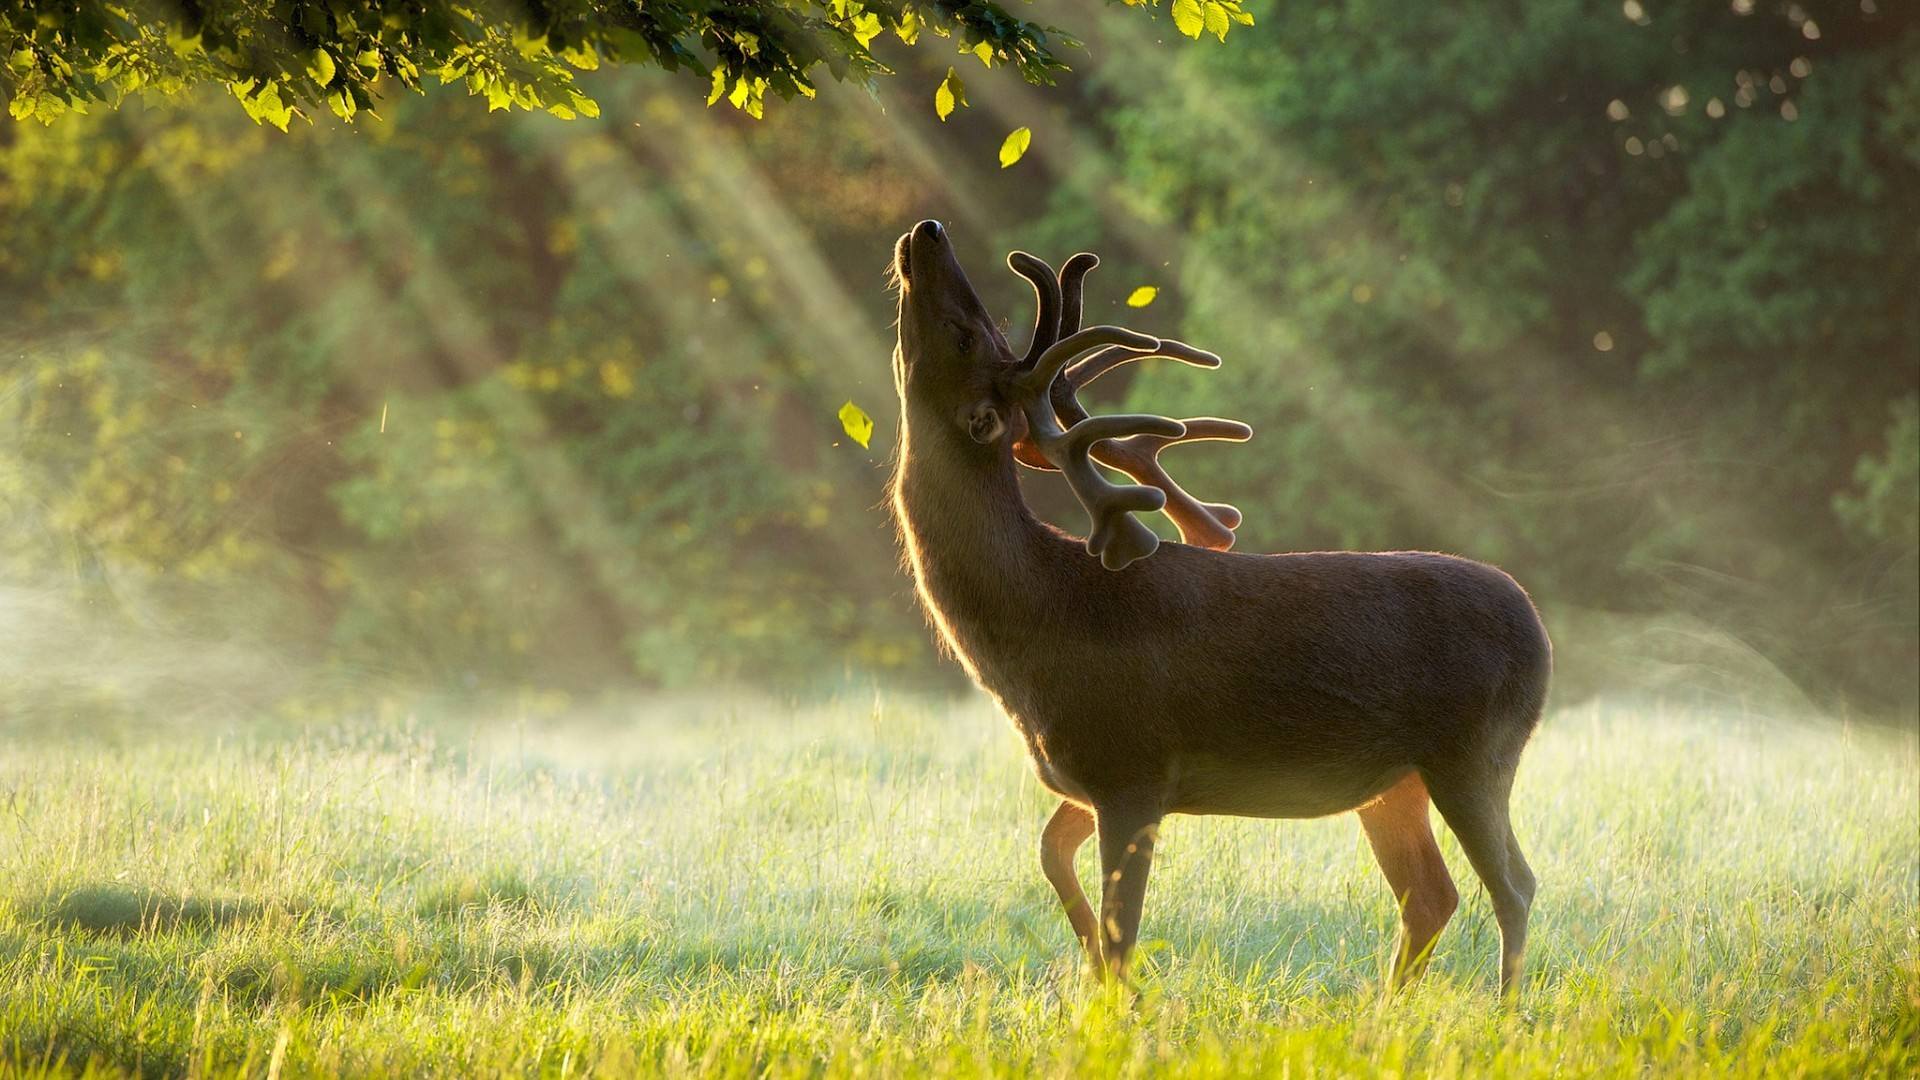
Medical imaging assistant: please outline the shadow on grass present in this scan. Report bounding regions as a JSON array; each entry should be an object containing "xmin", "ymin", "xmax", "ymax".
[
  {"xmin": 20, "ymin": 873, "xmax": 1494, "ymax": 1015},
  {"xmin": 416, "ymin": 869, "xmax": 543, "ymax": 917},
  {"xmin": 30, "ymin": 883, "xmax": 314, "ymax": 935}
]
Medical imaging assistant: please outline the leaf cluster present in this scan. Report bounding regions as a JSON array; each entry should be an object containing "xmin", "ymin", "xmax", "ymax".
[{"xmin": 0, "ymin": 1, "xmax": 1231, "ymax": 125}]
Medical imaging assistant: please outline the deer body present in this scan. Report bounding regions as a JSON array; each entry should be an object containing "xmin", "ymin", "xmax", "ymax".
[
  {"xmin": 889, "ymin": 220, "xmax": 1548, "ymax": 992},
  {"xmin": 898, "ymin": 447, "xmax": 1546, "ymax": 816}
]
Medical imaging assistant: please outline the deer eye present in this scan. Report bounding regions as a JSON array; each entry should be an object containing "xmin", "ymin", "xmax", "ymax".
[{"xmin": 947, "ymin": 323, "xmax": 976, "ymax": 354}]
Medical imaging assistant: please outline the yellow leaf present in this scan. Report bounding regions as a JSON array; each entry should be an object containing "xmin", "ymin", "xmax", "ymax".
[
  {"xmin": 1126, "ymin": 286, "xmax": 1159, "ymax": 308},
  {"xmin": 998, "ymin": 126, "xmax": 1031, "ymax": 168},
  {"xmin": 1203, "ymin": 1, "xmax": 1230, "ymax": 41},
  {"xmin": 1172, "ymin": 0, "xmax": 1204, "ymax": 38},
  {"xmin": 838, "ymin": 400, "xmax": 875, "ymax": 448},
  {"xmin": 306, "ymin": 49, "xmax": 335, "ymax": 87},
  {"xmin": 935, "ymin": 67, "xmax": 966, "ymax": 121},
  {"xmin": 972, "ymin": 41, "xmax": 994, "ymax": 65}
]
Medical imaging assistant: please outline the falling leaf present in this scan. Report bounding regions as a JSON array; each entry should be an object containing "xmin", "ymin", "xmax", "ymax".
[
  {"xmin": 935, "ymin": 68, "xmax": 967, "ymax": 121},
  {"xmin": 838, "ymin": 400, "xmax": 874, "ymax": 448},
  {"xmin": 1125, "ymin": 286, "xmax": 1159, "ymax": 308},
  {"xmin": 999, "ymin": 126, "xmax": 1031, "ymax": 168}
]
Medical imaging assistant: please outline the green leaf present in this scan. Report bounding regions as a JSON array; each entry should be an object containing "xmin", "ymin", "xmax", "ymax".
[
  {"xmin": 998, "ymin": 126, "xmax": 1031, "ymax": 168},
  {"xmin": 838, "ymin": 400, "xmax": 874, "ymax": 448},
  {"xmin": 246, "ymin": 81, "xmax": 292, "ymax": 131},
  {"xmin": 306, "ymin": 48, "xmax": 336, "ymax": 87},
  {"xmin": 1172, "ymin": 0, "xmax": 1205, "ymax": 39},
  {"xmin": 1125, "ymin": 286, "xmax": 1159, "ymax": 308},
  {"xmin": 934, "ymin": 67, "xmax": 966, "ymax": 121},
  {"xmin": 0, "ymin": 2, "xmax": 1171, "ymax": 130},
  {"xmin": 707, "ymin": 65, "xmax": 726, "ymax": 106}
]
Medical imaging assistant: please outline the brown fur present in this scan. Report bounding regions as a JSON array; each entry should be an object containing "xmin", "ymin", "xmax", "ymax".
[{"xmin": 888, "ymin": 221, "xmax": 1550, "ymax": 992}]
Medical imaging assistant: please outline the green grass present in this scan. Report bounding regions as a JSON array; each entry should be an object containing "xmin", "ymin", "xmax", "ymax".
[{"xmin": 0, "ymin": 696, "xmax": 1914, "ymax": 1077}]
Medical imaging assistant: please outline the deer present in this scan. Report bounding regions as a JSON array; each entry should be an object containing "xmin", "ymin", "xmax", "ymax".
[{"xmin": 886, "ymin": 220, "xmax": 1552, "ymax": 993}]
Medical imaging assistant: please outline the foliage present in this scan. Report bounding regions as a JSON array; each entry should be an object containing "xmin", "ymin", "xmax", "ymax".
[
  {"xmin": 0, "ymin": 700, "xmax": 1913, "ymax": 1075},
  {"xmin": 0, "ymin": 81, "xmax": 934, "ymax": 694},
  {"xmin": 0, "ymin": 0, "xmax": 1913, "ymax": 711},
  {"xmin": 0, "ymin": 0, "xmax": 1253, "ymax": 126},
  {"xmin": 1071, "ymin": 0, "xmax": 1919, "ymax": 709}
]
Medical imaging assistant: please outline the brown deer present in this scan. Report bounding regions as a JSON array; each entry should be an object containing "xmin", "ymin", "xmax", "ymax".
[{"xmin": 887, "ymin": 220, "xmax": 1551, "ymax": 993}]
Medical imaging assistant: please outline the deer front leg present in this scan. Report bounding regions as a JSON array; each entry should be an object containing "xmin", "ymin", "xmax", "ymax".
[
  {"xmin": 1040, "ymin": 800, "xmax": 1101, "ymax": 970},
  {"xmin": 1094, "ymin": 798, "xmax": 1163, "ymax": 982}
]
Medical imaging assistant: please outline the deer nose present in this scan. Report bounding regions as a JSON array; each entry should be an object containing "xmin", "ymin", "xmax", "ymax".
[{"xmin": 913, "ymin": 219, "xmax": 945, "ymax": 243}]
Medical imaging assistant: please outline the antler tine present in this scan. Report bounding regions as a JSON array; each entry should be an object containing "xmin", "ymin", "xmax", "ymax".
[
  {"xmin": 1089, "ymin": 418, "xmax": 1253, "ymax": 550},
  {"xmin": 1015, "ymin": 326, "xmax": 1160, "ymax": 399},
  {"xmin": 1042, "ymin": 412, "xmax": 1190, "ymax": 571},
  {"xmin": 1007, "ymin": 251, "xmax": 1061, "ymax": 369},
  {"xmin": 1057, "ymin": 253, "xmax": 1099, "ymax": 339},
  {"xmin": 1066, "ymin": 339, "xmax": 1222, "ymax": 390},
  {"xmin": 1014, "ymin": 336, "xmax": 1221, "ymax": 471},
  {"xmin": 1010, "ymin": 326, "xmax": 1188, "ymax": 569}
]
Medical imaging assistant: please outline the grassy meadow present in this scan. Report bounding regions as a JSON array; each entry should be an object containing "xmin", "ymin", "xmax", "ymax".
[{"xmin": 0, "ymin": 695, "xmax": 1914, "ymax": 1077}]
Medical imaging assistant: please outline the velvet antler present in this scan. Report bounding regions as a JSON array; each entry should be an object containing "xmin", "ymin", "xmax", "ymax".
[{"xmin": 1002, "ymin": 251, "xmax": 1252, "ymax": 568}]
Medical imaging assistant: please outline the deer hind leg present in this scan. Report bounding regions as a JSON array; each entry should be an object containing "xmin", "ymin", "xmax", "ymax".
[
  {"xmin": 1039, "ymin": 800, "xmax": 1101, "ymax": 970},
  {"xmin": 1357, "ymin": 771, "xmax": 1458, "ymax": 988},
  {"xmin": 1424, "ymin": 764, "xmax": 1535, "ymax": 995},
  {"xmin": 1093, "ymin": 798, "xmax": 1163, "ymax": 982}
]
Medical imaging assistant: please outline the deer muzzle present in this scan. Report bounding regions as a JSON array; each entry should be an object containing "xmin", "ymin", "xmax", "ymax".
[{"xmin": 896, "ymin": 219, "xmax": 958, "ymax": 293}]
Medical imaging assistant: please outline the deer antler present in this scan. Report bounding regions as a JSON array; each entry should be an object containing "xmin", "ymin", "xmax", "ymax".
[
  {"xmin": 1009, "ymin": 251, "xmax": 1061, "ymax": 367},
  {"xmin": 1003, "ymin": 251, "xmax": 1252, "ymax": 568},
  {"xmin": 1014, "ymin": 327, "xmax": 1186, "ymax": 570}
]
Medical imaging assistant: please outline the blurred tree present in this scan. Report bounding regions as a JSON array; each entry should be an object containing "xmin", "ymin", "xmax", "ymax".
[
  {"xmin": 0, "ymin": 79, "xmax": 940, "ymax": 699},
  {"xmin": 0, "ymin": 0, "xmax": 1251, "ymax": 126},
  {"xmin": 1068, "ymin": 0, "xmax": 1918, "ymax": 710},
  {"xmin": 2, "ymin": 0, "xmax": 1913, "ymax": 717}
]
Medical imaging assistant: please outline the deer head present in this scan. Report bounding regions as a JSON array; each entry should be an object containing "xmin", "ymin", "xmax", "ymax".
[{"xmin": 892, "ymin": 219, "xmax": 1251, "ymax": 570}]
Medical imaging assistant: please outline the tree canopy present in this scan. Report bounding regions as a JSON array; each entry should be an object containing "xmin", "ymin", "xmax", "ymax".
[
  {"xmin": 1, "ymin": 0, "xmax": 1913, "ymax": 717},
  {"xmin": 1, "ymin": 0, "xmax": 1252, "ymax": 126}
]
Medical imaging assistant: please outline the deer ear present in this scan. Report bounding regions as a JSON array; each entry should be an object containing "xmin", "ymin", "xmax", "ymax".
[{"xmin": 963, "ymin": 401, "xmax": 1006, "ymax": 444}]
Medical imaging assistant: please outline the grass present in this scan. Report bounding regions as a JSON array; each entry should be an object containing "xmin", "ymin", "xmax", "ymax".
[{"xmin": 0, "ymin": 695, "xmax": 1914, "ymax": 1077}]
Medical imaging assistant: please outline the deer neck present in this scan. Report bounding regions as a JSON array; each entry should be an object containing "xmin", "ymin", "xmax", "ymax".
[{"xmin": 891, "ymin": 420, "xmax": 1056, "ymax": 670}]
